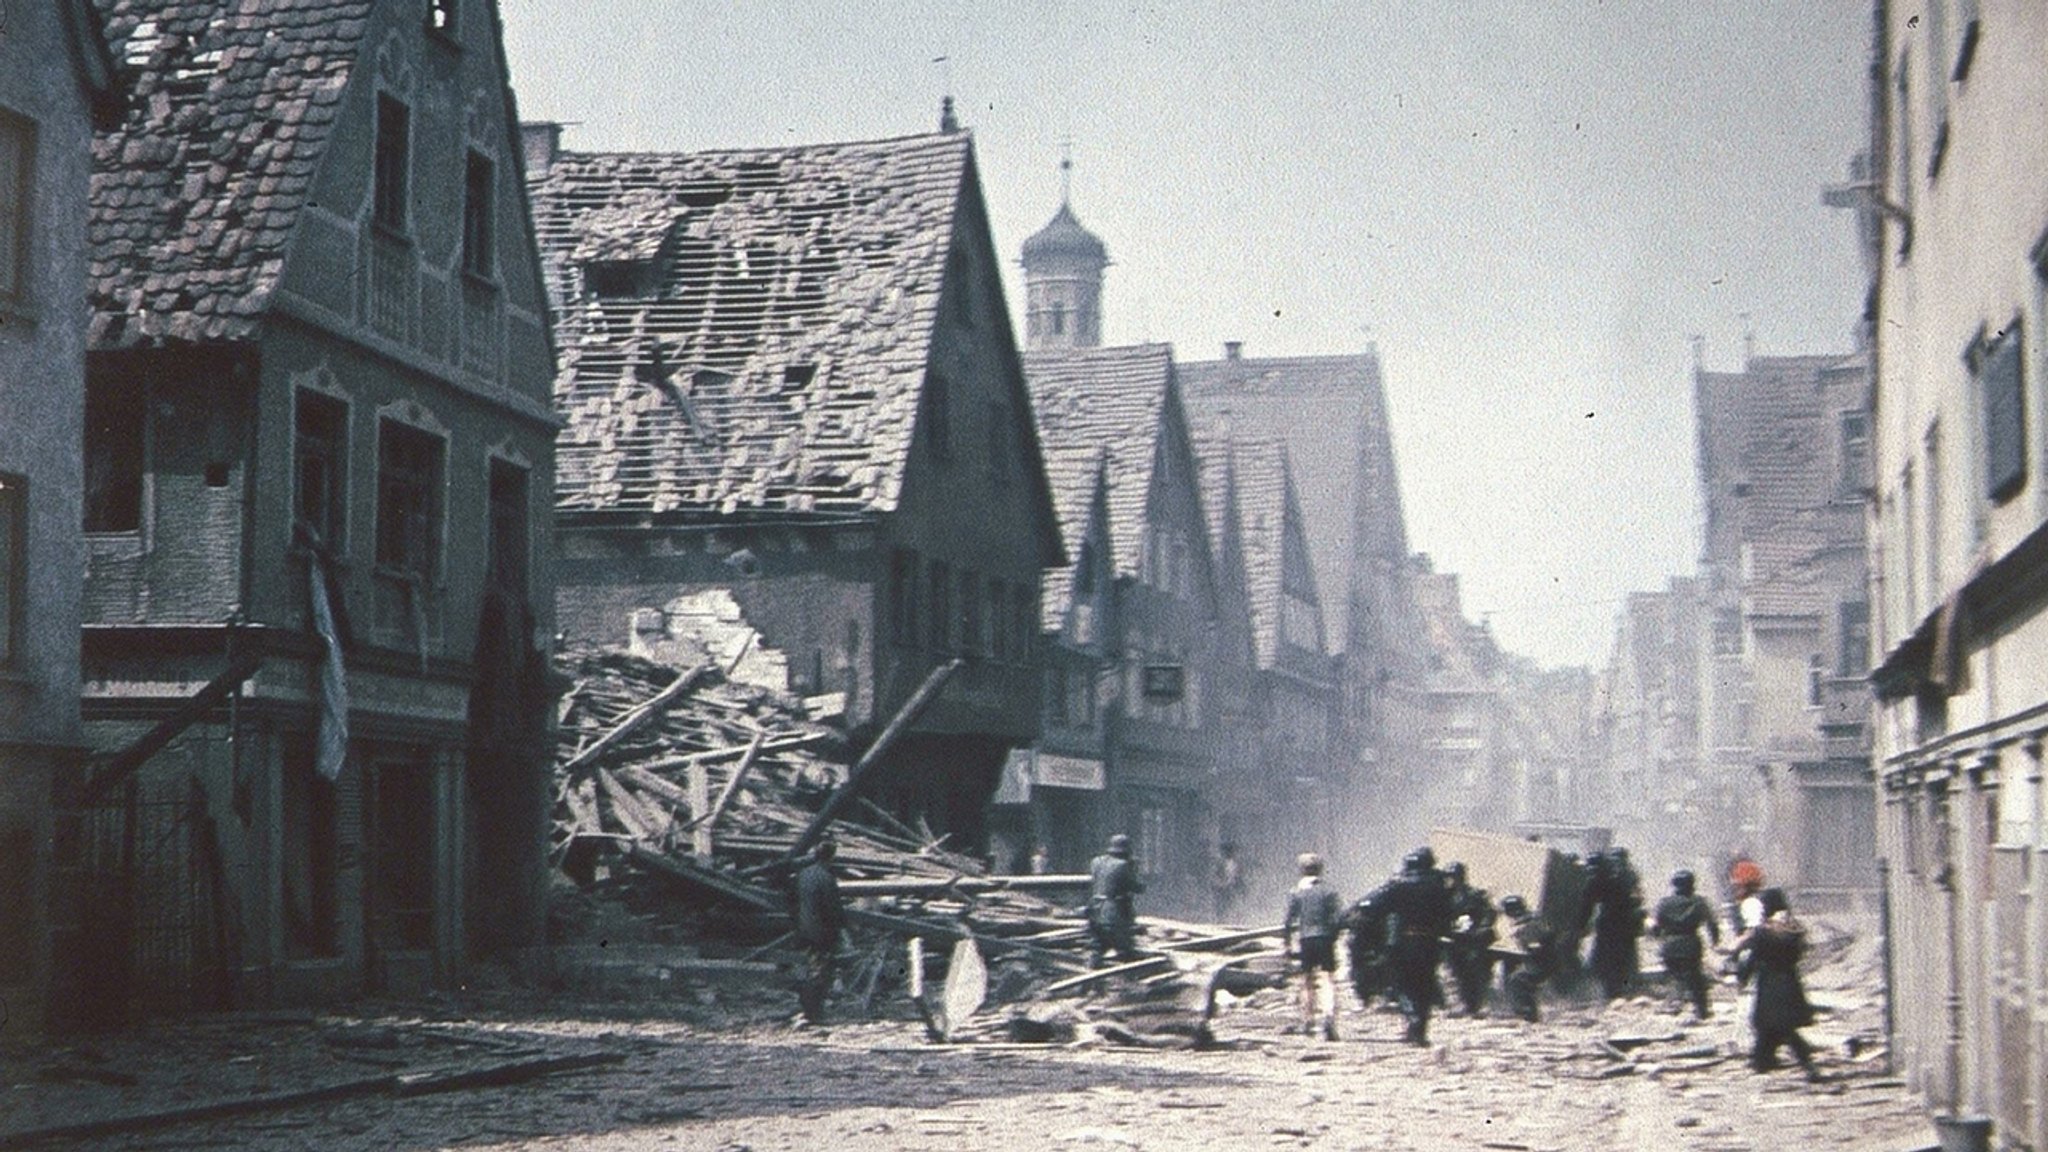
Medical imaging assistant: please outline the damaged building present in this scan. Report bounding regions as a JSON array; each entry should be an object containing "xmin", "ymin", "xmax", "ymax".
[
  {"xmin": 525, "ymin": 115, "xmax": 1065, "ymax": 848},
  {"xmin": 67, "ymin": 0, "xmax": 561, "ymax": 1022}
]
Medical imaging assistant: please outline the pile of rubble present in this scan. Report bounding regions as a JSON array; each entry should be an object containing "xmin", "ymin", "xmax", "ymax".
[{"xmin": 548, "ymin": 645, "xmax": 1286, "ymax": 1041}]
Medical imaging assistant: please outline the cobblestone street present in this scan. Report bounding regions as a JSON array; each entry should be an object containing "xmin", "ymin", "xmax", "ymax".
[{"xmin": 3, "ymin": 926, "xmax": 1940, "ymax": 1152}]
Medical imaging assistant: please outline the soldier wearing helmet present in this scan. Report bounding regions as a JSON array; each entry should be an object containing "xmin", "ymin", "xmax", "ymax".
[
  {"xmin": 1086, "ymin": 833, "xmax": 1145, "ymax": 968},
  {"xmin": 1652, "ymin": 868, "xmax": 1722, "ymax": 1020},
  {"xmin": 1443, "ymin": 861, "xmax": 1499, "ymax": 1018},
  {"xmin": 1498, "ymin": 893, "xmax": 1557, "ymax": 1022},
  {"xmin": 1362, "ymin": 845, "xmax": 1453, "ymax": 1044}
]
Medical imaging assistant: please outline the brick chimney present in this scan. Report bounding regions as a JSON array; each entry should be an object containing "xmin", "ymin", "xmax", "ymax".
[
  {"xmin": 1224, "ymin": 340, "xmax": 1243, "ymax": 361},
  {"xmin": 521, "ymin": 121, "xmax": 562, "ymax": 175}
]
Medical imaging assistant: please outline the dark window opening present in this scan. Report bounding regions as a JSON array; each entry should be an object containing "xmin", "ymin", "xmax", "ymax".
[
  {"xmin": 889, "ymin": 548, "xmax": 916, "ymax": 647},
  {"xmin": 375, "ymin": 420, "xmax": 442, "ymax": 579},
  {"xmin": 0, "ymin": 822, "xmax": 31, "ymax": 980},
  {"xmin": 84, "ymin": 382, "xmax": 145, "ymax": 532},
  {"xmin": 928, "ymin": 559, "xmax": 951, "ymax": 651},
  {"xmin": 1839, "ymin": 600, "xmax": 1871, "ymax": 677},
  {"xmin": 1807, "ymin": 654, "xmax": 1825, "ymax": 707},
  {"xmin": 1711, "ymin": 609, "xmax": 1742, "ymax": 657},
  {"xmin": 1046, "ymin": 665, "xmax": 1067, "ymax": 726},
  {"xmin": 369, "ymin": 750, "xmax": 435, "ymax": 950},
  {"xmin": 1840, "ymin": 410, "xmax": 1870, "ymax": 499},
  {"xmin": 203, "ymin": 461, "xmax": 230, "ymax": 488},
  {"xmin": 782, "ymin": 363, "xmax": 816, "ymax": 390},
  {"xmin": 0, "ymin": 109, "xmax": 32, "ymax": 303},
  {"xmin": 282, "ymin": 739, "xmax": 340, "ymax": 958},
  {"xmin": 959, "ymin": 568, "xmax": 982, "ymax": 657},
  {"xmin": 461, "ymin": 150, "xmax": 493, "ymax": 278},
  {"xmin": 1976, "ymin": 323, "xmax": 2025, "ymax": 503},
  {"xmin": 1051, "ymin": 302, "xmax": 1067, "ymax": 336},
  {"xmin": 486, "ymin": 458, "xmax": 528, "ymax": 599},
  {"xmin": 989, "ymin": 577, "xmax": 1008, "ymax": 661},
  {"xmin": 924, "ymin": 373, "xmax": 952, "ymax": 460},
  {"xmin": 0, "ymin": 473, "xmax": 23, "ymax": 667},
  {"xmin": 374, "ymin": 94, "xmax": 410, "ymax": 232},
  {"xmin": 986, "ymin": 402, "xmax": 1011, "ymax": 485},
  {"xmin": 294, "ymin": 389, "xmax": 347, "ymax": 550}
]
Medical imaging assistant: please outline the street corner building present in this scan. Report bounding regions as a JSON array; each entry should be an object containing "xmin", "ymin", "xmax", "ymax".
[
  {"xmin": 65, "ymin": 0, "xmax": 561, "ymax": 1024},
  {"xmin": 1864, "ymin": 3, "xmax": 2048, "ymax": 1147},
  {"xmin": 524, "ymin": 119, "xmax": 1065, "ymax": 847},
  {"xmin": 0, "ymin": 0, "xmax": 119, "ymax": 1039}
]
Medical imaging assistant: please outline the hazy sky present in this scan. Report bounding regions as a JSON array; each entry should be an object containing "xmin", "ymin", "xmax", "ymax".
[{"xmin": 501, "ymin": 2, "xmax": 1871, "ymax": 669}]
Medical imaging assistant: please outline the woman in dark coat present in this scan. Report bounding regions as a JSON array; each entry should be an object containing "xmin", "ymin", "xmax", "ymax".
[{"xmin": 1731, "ymin": 887, "xmax": 1820, "ymax": 1079}]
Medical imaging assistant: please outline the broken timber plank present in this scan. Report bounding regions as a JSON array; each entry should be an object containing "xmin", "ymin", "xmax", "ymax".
[
  {"xmin": 701, "ymin": 732, "xmax": 766, "ymax": 829},
  {"xmin": 561, "ymin": 662, "xmax": 716, "ymax": 778},
  {"xmin": 1042, "ymin": 955, "xmax": 1173, "ymax": 996},
  {"xmin": 617, "ymin": 765, "xmax": 689, "ymax": 810},
  {"xmin": 835, "ymin": 875, "xmax": 1096, "ymax": 898},
  {"xmin": 786, "ymin": 658, "xmax": 963, "ymax": 863},
  {"xmin": 688, "ymin": 761, "xmax": 712, "ymax": 860},
  {"xmin": 637, "ymin": 731, "xmax": 826, "ymax": 775},
  {"xmin": 597, "ymin": 768, "xmax": 665, "ymax": 842}
]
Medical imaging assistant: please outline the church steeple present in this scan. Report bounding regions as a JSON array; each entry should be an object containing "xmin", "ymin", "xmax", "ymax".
[{"xmin": 1020, "ymin": 148, "xmax": 1107, "ymax": 351}]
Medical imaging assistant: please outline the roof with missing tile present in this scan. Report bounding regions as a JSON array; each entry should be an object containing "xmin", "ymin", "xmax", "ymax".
[
  {"xmin": 1023, "ymin": 343, "xmax": 1176, "ymax": 624},
  {"xmin": 529, "ymin": 131, "xmax": 977, "ymax": 516},
  {"xmin": 87, "ymin": 0, "xmax": 374, "ymax": 349}
]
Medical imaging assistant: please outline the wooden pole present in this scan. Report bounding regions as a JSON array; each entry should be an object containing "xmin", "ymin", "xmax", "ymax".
[
  {"xmin": 785, "ymin": 658, "xmax": 962, "ymax": 863},
  {"xmin": 560, "ymin": 662, "xmax": 714, "ymax": 779}
]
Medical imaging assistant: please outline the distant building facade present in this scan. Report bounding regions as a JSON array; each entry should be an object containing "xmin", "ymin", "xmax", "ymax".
[
  {"xmin": 1181, "ymin": 344, "xmax": 1436, "ymax": 873},
  {"xmin": 529, "ymin": 123, "xmax": 1064, "ymax": 845},
  {"xmin": 0, "ymin": 0, "xmax": 117, "ymax": 1038},
  {"xmin": 1189, "ymin": 423, "xmax": 1337, "ymax": 905},
  {"xmin": 1866, "ymin": 3, "xmax": 2048, "ymax": 1144},
  {"xmin": 1589, "ymin": 579, "xmax": 1709, "ymax": 868},
  {"xmin": 70, "ymin": 0, "xmax": 559, "ymax": 1022},
  {"xmin": 1694, "ymin": 351, "xmax": 1875, "ymax": 908}
]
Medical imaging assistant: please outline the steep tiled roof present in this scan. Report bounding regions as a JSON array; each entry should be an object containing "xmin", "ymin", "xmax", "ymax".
[
  {"xmin": 1023, "ymin": 343, "xmax": 1175, "ymax": 621},
  {"xmin": 1695, "ymin": 353, "xmax": 1866, "ymax": 619},
  {"xmin": 1189, "ymin": 420, "xmax": 1297, "ymax": 670},
  {"xmin": 1181, "ymin": 350, "xmax": 1408, "ymax": 649},
  {"xmin": 529, "ymin": 132, "xmax": 973, "ymax": 516},
  {"xmin": 87, "ymin": 0, "xmax": 374, "ymax": 348}
]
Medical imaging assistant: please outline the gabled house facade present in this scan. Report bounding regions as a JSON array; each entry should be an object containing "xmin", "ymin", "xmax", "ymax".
[
  {"xmin": 1189, "ymin": 422, "xmax": 1336, "ymax": 908},
  {"xmin": 1024, "ymin": 343, "xmax": 1226, "ymax": 914},
  {"xmin": 1180, "ymin": 343, "xmax": 1436, "ymax": 872},
  {"xmin": 528, "ymin": 124, "xmax": 1064, "ymax": 845},
  {"xmin": 69, "ymin": 0, "xmax": 559, "ymax": 1023},
  {"xmin": 0, "ymin": 0, "xmax": 118, "ymax": 1039},
  {"xmin": 991, "ymin": 447, "xmax": 1116, "ymax": 874}
]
